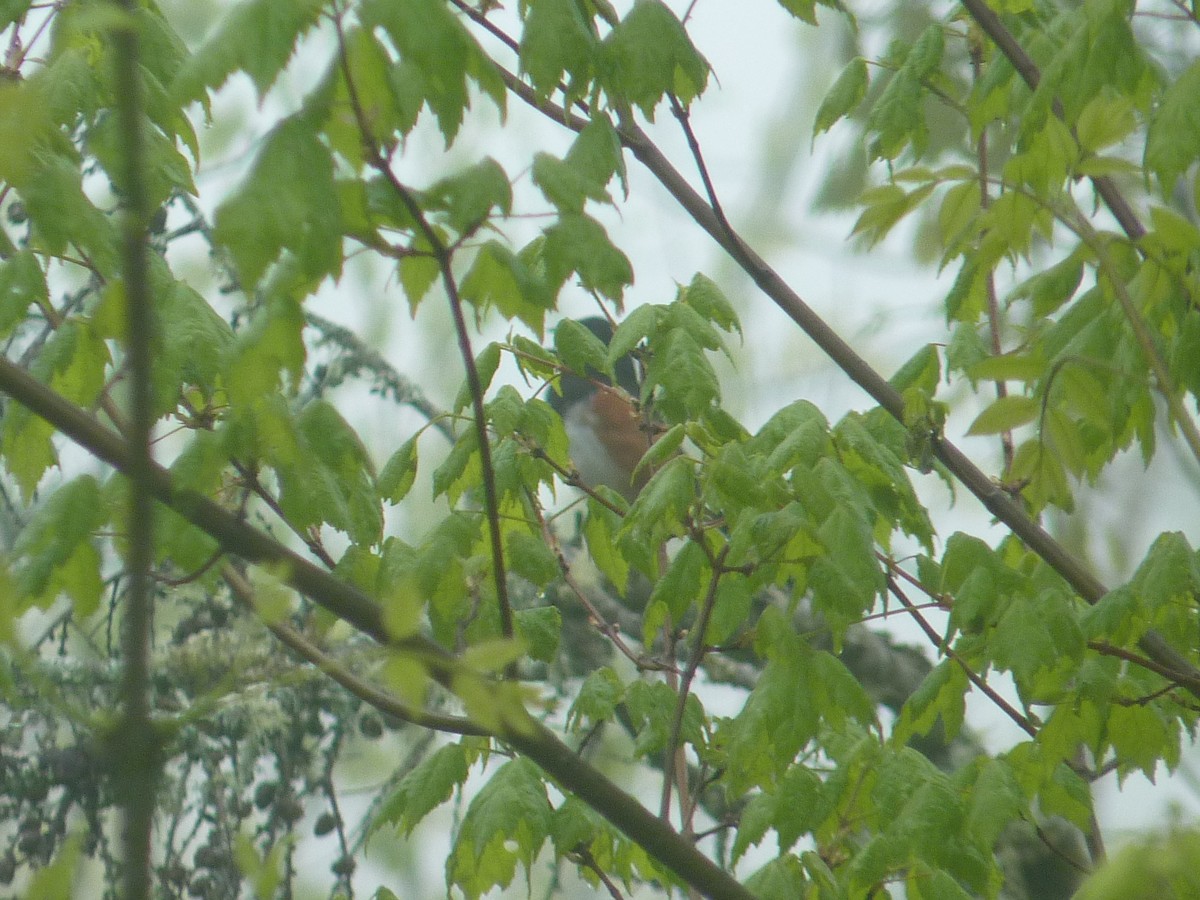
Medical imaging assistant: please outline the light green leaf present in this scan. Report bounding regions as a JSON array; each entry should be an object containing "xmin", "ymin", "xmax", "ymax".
[
  {"xmin": 213, "ymin": 116, "xmax": 342, "ymax": 288},
  {"xmin": 171, "ymin": 0, "xmax": 326, "ymax": 104},
  {"xmin": 813, "ymin": 57, "xmax": 868, "ymax": 137},
  {"xmin": 424, "ymin": 157, "xmax": 512, "ymax": 234},
  {"xmin": 520, "ymin": 0, "xmax": 597, "ymax": 98},
  {"xmin": 373, "ymin": 743, "xmax": 470, "ymax": 837},
  {"xmin": 599, "ymin": 0, "xmax": 710, "ymax": 118},
  {"xmin": 966, "ymin": 395, "xmax": 1039, "ymax": 435},
  {"xmin": 506, "ymin": 531, "xmax": 559, "ymax": 587},
  {"xmin": 542, "ymin": 212, "xmax": 633, "ymax": 300},
  {"xmin": 867, "ymin": 25, "xmax": 944, "ymax": 160},
  {"xmin": 448, "ymin": 758, "xmax": 551, "ymax": 898},
  {"xmin": 362, "ymin": 0, "xmax": 505, "ymax": 143}
]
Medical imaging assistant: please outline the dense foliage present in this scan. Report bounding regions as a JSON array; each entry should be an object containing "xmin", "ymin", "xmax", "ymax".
[{"xmin": 1, "ymin": 0, "xmax": 1199, "ymax": 897}]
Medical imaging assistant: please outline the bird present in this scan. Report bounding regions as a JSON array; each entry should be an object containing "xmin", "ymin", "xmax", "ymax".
[{"xmin": 548, "ymin": 317, "xmax": 656, "ymax": 502}]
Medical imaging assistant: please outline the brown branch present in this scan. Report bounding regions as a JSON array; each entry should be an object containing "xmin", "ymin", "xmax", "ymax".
[
  {"xmin": 957, "ymin": 0, "xmax": 1145, "ymax": 241},
  {"xmin": 222, "ymin": 565, "xmax": 488, "ymax": 737},
  {"xmin": 0, "ymin": 357, "xmax": 753, "ymax": 900}
]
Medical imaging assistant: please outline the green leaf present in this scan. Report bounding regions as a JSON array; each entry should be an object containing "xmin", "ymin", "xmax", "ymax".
[
  {"xmin": 453, "ymin": 342, "xmax": 501, "ymax": 414},
  {"xmin": 506, "ymin": 530, "xmax": 559, "ymax": 587},
  {"xmin": 866, "ymin": 25, "xmax": 944, "ymax": 160},
  {"xmin": 171, "ymin": 0, "xmax": 327, "ymax": 105},
  {"xmin": 555, "ymin": 317, "xmax": 611, "ymax": 379},
  {"xmin": 542, "ymin": 212, "xmax": 633, "ymax": 300},
  {"xmin": 87, "ymin": 111, "xmax": 196, "ymax": 210},
  {"xmin": 12, "ymin": 476, "xmax": 105, "ymax": 615},
  {"xmin": 583, "ymin": 498, "xmax": 629, "ymax": 593},
  {"xmin": 424, "ymin": 158, "xmax": 512, "ymax": 234},
  {"xmin": 213, "ymin": 116, "xmax": 342, "ymax": 288},
  {"xmin": 20, "ymin": 150, "xmax": 119, "ymax": 276},
  {"xmin": 362, "ymin": 0, "xmax": 505, "ymax": 144},
  {"xmin": 809, "ymin": 504, "xmax": 882, "ymax": 636},
  {"xmin": 448, "ymin": 758, "xmax": 551, "ymax": 898},
  {"xmin": 274, "ymin": 400, "xmax": 383, "ymax": 546},
  {"xmin": 519, "ymin": 0, "xmax": 597, "ymax": 98},
  {"xmin": 515, "ymin": 605, "xmax": 562, "ymax": 662},
  {"xmin": 0, "ymin": 0, "xmax": 33, "ymax": 30},
  {"xmin": 647, "ymin": 538, "xmax": 707, "ymax": 624},
  {"xmin": 0, "ymin": 252, "xmax": 46, "ymax": 339},
  {"xmin": 894, "ymin": 659, "xmax": 968, "ymax": 745},
  {"xmin": 681, "ymin": 273, "xmax": 740, "ymax": 334},
  {"xmin": 852, "ymin": 182, "xmax": 936, "ymax": 246},
  {"xmin": 966, "ymin": 758, "xmax": 1026, "ymax": 848},
  {"xmin": 533, "ymin": 151, "xmax": 608, "ymax": 213},
  {"xmin": 567, "ymin": 666, "xmax": 624, "ymax": 730},
  {"xmin": 460, "ymin": 243, "xmax": 551, "ymax": 332},
  {"xmin": 1075, "ymin": 92, "xmax": 1137, "ymax": 154},
  {"xmin": 379, "ymin": 437, "xmax": 419, "ymax": 504},
  {"xmin": 373, "ymin": 743, "xmax": 470, "ymax": 837},
  {"xmin": 599, "ymin": 0, "xmax": 710, "ymax": 118},
  {"xmin": 966, "ymin": 395, "xmax": 1039, "ymax": 435},
  {"xmin": 644, "ymin": 324, "xmax": 720, "ymax": 420},
  {"xmin": 813, "ymin": 57, "xmax": 868, "ymax": 138},
  {"xmin": 222, "ymin": 294, "xmax": 306, "ymax": 406}
]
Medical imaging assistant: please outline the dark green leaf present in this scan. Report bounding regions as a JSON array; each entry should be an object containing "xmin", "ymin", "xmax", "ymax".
[
  {"xmin": 514, "ymin": 606, "xmax": 562, "ymax": 662},
  {"xmin": 379, "ymin": 437, "xmax": 419, "ymax": 504},
  {"xmin": 0, "ymin": 251, "xmax": 47, "ymax": 340}
]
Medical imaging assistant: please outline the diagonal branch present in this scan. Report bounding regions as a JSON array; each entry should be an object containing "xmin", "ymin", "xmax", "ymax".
[
  {"xmin": 488, "ymin": 67, "xmax": 1200, "ymax": 700},
  {"xmin": 0, "ymin": 357, "xmax": 753, "ymax": 900},
  {"xmin": 957, "ymin": 0, "xmax": 1146, "ymax": 241}
]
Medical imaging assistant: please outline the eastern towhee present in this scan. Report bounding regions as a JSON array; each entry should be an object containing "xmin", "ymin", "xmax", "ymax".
[{"xmin": 549, "ymin": 317, "xmax": 655, "ymax": 501}]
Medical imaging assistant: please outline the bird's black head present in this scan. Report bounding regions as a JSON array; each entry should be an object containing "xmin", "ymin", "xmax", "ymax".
[{"xmin": 550, "ymin": 317, "xmax": 640, "ymax": 413}]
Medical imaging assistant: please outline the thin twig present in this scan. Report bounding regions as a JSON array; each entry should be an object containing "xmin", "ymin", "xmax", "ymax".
[{"xmin": 332, "ymin": 8, "xmax": 515, "ymax": 657}]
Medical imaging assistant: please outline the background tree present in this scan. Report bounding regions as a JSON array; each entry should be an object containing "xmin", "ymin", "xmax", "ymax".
[{"xmin": 0, "ymin": 0, "xmax": 1198, "ymax": 898}]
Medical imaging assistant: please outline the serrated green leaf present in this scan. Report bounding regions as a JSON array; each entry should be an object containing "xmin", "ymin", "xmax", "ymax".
[
  {"xmin": 866, "ymin": 25, "xmax": 944, "ymax": 160},
  {"xmin": 213, "ymin": 116, "xmax": 341, "ymax": 288},
  {"xmin": 379, "ymin": 437, "xmax": 418, "ymax": 504},
  {"xmin": 966, "ymin": 395, "xmax": 1039, "ymax": 435},
  {"xmin": 567, "ymin": 666, "xmax": 624, "ymax": 730},
  {"xmin": 424, "ymin": 157, "xmax": 511, "ymax": 234},
  {"xmin": 373, "ymin": 743, "xmax": 470, "ymax": 837},
  {"xmin": 448, "ymin": 758, "xmax": 551, "ymax": 898},
  {"xmin": 583, "ymin": 498, "xmax": 629, "ymax": 593},
  {"xmin": 542, "ymin": 212, "xmax": 633, "ymax": 300},
  {"xmin": 894, "ymin": 659, "xmax": 968, "ymax": 745},
  {"xmin": 453, "ymin": 342, "xmax": 501, "ymax": 415},
  {"xmin": 647, "ymin": 538, "xmax": 706, "ymax": 623},
  {"xmin": 20, "ymin": 150, "xmax": 119, "ymax": 276},
  {"xmin": 938, "ymin": 180, "xmax": 981, "ymax": 248},
  {"xmin": 813, "ymin": 57, "xmax": 868, "ymax": 137},
  {"xmin": 520, "ymin": 0, "xmax": 597, "ymax": 98},
  {"xmin": 599, "ymin": 0, "xmax": 709, "ymax": 118},
  {"xmin": 222, "ymin": 294, "xmax": 306, "ymax": 406},
  {"xmin": 506, "ymin": 530, "xmax": 560, "ymax": 587},
  {"xmin": 555, "ymin": 316, "xmax": 611, "ymax": 378},
  {"xmin": 12, "ymin": 475, "xmax": 105, "ymax": 612},
  {"xmin": 514, "ymin": 605, "xmax": 562, "ymax": 662},
  {"xmin": 362, "ymin": 0, "xmax": 505, "ymax": 144},
  {"xmin": 0, "ymin": 0, "xmax": 32, "ymax": 30},
  {"xmin": 171, "ymin": 0, "xmax": 326, "ymax": 105},
  {"xmin": 273, "ymin": 400, "xmax": 383, "ymax": 546},
  {"xmin": 681, "ymin": 273, "xmax": 740, "ymax": 333}
]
